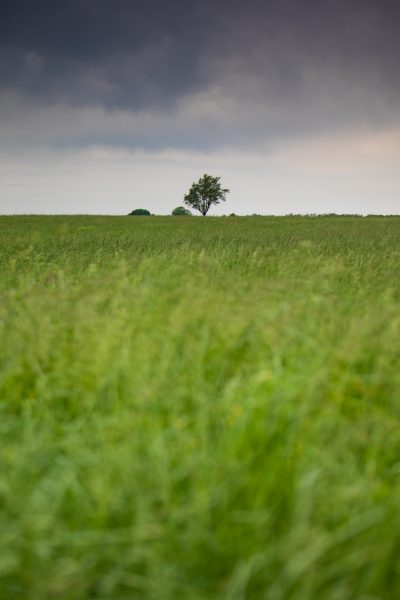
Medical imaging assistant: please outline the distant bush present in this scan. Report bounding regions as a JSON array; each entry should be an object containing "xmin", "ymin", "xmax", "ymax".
[
  {"xmin": 172, "ymin": 206, "xmax": 192, "ymax": 216},
  {"xmin": 128, "ymin": 209, "xmax": 151, "ymax": 216},
  {"xmin": 229, "ymin": 213, "xmax": 237, "ymax": 217}
]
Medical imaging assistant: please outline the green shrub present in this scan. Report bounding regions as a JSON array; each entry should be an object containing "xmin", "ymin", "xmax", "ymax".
[
  {"xmin": 128, "ymin": 208, "xmax": 151, "ymax": 216},
  {"xmin": 172, "ymin": 206, "xmax": 192, "ymax": 216}
]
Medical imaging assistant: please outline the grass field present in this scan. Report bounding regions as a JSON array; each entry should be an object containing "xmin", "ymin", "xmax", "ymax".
[{"xmin": 0, "ymin": 215, "xmax": 399, "ymax": 599}]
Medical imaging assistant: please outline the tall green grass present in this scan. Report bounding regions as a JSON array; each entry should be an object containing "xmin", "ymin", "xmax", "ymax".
[{"xmin": 0, "ymin": 215, "xmax": 399, "ymax": 599}]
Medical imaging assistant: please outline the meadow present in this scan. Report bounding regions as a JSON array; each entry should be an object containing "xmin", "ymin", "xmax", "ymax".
[{"xmin": 0, "ymin": 215, "xmax": 399, "ymax": 599}]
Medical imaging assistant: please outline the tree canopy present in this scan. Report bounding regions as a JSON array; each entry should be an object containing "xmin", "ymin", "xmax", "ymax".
[{"xmin": 184, "ymin": 174, "xmax": 229, "ymax": 216}]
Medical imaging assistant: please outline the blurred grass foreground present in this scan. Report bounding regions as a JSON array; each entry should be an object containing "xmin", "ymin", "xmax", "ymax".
[{"xmin": 0, "ymin": 215, "xmax": 399, "ymax": 599}]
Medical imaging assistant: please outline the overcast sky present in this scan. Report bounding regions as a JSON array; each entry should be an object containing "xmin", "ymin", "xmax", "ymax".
[{"xmin": 1, "ymin": 0, "xmax": 399, "ymax": 215}]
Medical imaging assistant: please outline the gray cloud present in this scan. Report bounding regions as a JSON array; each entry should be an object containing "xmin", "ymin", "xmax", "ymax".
[
  {"xmin": 2, "ymin": 1, "xmax": 400, "ymax": 215},
  {"xmin": 0, "ymin": 0, "xmax": 210, "ymax": 108},
  {"xmin": 0, "ymin": 0, "xmax": 399, "ymax": 153}
]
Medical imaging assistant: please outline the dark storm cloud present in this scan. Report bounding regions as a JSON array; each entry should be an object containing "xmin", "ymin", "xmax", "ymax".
[
  {"xmin": 0, "ymin": 0, "xmax": 400, "ymax": 148},
  {"xmin": 0, "ymin": 0, "xmax": 212, "ymax": 108}
]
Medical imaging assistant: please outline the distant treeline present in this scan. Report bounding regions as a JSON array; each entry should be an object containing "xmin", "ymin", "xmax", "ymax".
[{"xmin": 127, "ymin": 211, "xmax": 398, "ymax": 218}]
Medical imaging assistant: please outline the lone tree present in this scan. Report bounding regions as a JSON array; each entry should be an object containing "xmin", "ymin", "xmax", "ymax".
[
  {"xmin": 184, "ymin": 174, "xmax": 229, "ymax": 216},
  {"xmin": 172, "ymin": 206, "xmax": 192, "ymax": 216}
]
